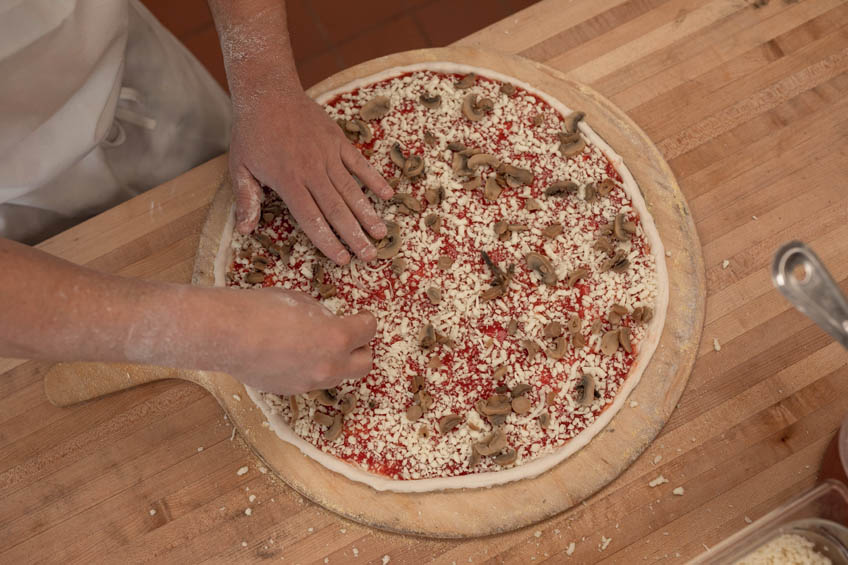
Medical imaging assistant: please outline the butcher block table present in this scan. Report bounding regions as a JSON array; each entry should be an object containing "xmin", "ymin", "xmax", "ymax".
[{"xmin": 3, "ymin": 0, "xmax": 848, "ymax": 562}]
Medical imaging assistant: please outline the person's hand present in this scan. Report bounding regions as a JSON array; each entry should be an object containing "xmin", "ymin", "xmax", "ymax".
[
  {"xmin": 228, "ymin": 90, "xmax": 394, "ymax": 265},
  {"xmin": 201, "ymin": 287, "xmax": 376, "ymax": 395}
]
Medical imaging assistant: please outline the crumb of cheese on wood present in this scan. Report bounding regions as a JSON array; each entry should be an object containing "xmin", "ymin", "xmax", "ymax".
[
  {"xmin": 653, "ymin": 455, "xmax": 662, "ymax": 465},
  {"xmin": 232, "ymin": 393, "xmax": 241, "ymax": 401},
  {"xmin": 713, "ymin": 338, "xmax": 721, "ymax": 351},
  {"xmin": 599, "ymin": 536, "xmax": 612, "ymax": 551},
  {"xmin": 236, "ymin": 466, "xmax": 249, "ymax": 476},
  {"xmin": 566, "ymin": 542, "xmax": 576, "ymax": 555},
  {"xmin": 673, "ymin": 487, "xmax": 685, "ymax": 496},
  {"xmin": 649, "ymin": 475, "xmax": 669, "ymax": 487},
  {"xmin": 630, "ymin": 400, "xmax": 639, "ymax": 408},
  {"xmin": 722, "ymin": 259, "xmax": 730, "ymax": 269},
  {"xmin": 149, "ymin": 508, "xmax": 156, "ymax": 516},
  {"xmin": 244, "ymin": 508, "xmax": 252, "ymax": 516},
  {"xmin": 382, "ymin": 556, "xmax": 391, "ymax": 565}
]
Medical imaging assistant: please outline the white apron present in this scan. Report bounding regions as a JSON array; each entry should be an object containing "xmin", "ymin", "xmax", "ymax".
[{"xmin": 0, "ymin": 0, "xmax": 232, "ymax": 244}]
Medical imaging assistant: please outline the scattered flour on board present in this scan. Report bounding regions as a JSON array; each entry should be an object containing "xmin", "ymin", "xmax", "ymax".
[
  {"xmin": 673, "ymin": 486, "xmax": 685, "ymax": 496},
  {"xmin": 237, "ymin": 466, "xmax": 249, "ymax": 476},
  {"xmin": 713, "ymin": 338, "xmax": 722, "ymax": 351}
]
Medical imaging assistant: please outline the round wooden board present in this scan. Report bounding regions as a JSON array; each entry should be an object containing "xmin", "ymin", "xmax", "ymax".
[{"xmin": 44, "ymin": 47, "xmax": 705, "ymax": 538}]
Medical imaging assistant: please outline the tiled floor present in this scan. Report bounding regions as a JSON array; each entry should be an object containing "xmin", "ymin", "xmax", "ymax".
[{"xmin": 141, "ymin": 0, "xmax": 540, "ymax": 91}]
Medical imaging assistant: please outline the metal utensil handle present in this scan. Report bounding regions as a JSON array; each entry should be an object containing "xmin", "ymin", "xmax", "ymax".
[{"xmin": 772, "ymin": 241, "xmax": 848, "ymax": 350}]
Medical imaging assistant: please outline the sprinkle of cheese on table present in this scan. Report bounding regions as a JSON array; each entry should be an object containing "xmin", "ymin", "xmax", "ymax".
[
  {"xmin": 714, "ymin": 338, "xmax": 722, "ymax": 351},
  {"xmin": 649, "ymin": 475, "xmax": 669, "ymax": 487},
  {"xmin": 672, "ymin": 486, "xmax": 685, "ymax": 496},
  {"xmin": 236, "ymin": 466, "xmax": 249, "ymax": 476},
  {"xmin": 735, "ymin": 534, "xmax": 831, "ymax": 565}
]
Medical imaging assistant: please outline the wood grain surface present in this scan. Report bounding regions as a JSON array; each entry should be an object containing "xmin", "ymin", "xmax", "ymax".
[
  {"xmin": 40, "ymin": 47, "xmax": 703, "ymax": 538},
  {"xmin": 2, "ymin": 0, "xmax": 848, "ymax": 562}
]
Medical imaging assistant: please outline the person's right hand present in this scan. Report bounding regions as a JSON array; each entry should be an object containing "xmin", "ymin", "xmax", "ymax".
[{"xmin": 200, "ymin": 287, "xmax": 376, "ymax": 395}]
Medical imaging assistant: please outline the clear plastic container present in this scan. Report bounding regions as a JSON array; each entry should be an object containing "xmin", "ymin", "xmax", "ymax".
[{"xmin": 690, "ymin": 480, "xmax": 848, "ymax": 564}]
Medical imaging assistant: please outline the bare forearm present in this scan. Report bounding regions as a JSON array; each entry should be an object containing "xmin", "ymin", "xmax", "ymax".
[
  {"xmin": 0, "ymin": 238, "xmax": 225, "ymax": 368},
  {"xmin": 208, "ymin": 0, "xmax": 301, "ymax": 100}
]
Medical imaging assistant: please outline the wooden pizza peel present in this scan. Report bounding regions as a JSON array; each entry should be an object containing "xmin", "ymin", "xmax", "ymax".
[{"xmin": 42, "ymin": 47, "xmax": 705, "ymax": 538}]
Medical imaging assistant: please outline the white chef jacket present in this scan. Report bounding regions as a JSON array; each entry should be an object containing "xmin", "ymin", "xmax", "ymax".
[{"xmin": 0, "ymin": 0, "xmax": 232, "ymax": 244}]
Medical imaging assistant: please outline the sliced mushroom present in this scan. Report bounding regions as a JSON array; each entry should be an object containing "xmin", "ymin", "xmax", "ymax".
[
  {"xmin": 375, "ymin": 221, "xmax": 401, "ymax": 259},
  {"xmin": 525, "ymin": 252, "xmax": 558, "ymax": 286},
  {"xmin": 546, "ymin": 390, "xmax": 558, "ymax": 406},
  {"xmin": 583, "ymin": 182, "xmax": 597, "ymax": 202},
  {"xmin": 424, "ymin": 186, "xmax": 445, "ymax": 205},
  {"xmin": 476, "ymin": 394, "xmax": 512, "ymax": 416},
  {"xmin": 339, "ymin": 393, "xmax": 356, "ymax": 415},
  {"xmin": 572, "ymin": 332, "xmax": 586, "ymax": 349},
  {"xmin": 425, "ymin": 286, "xmax": 442, "ymax": 305},
  {"xmin": 494, "ymin": 384, "xmax": 510, "ymax": 395},
  {"xmin": 619, "ymin": 327, "xmax": 633, "ymax": 353},
  {"xmin": 494, "ymin": 448, "xmax": 517, "ymax": 466},
  {"xmin": 544, "ymin": 321, "xmax": 564, "ymax": 339},
  {"xmin": 402, "ymin": 155, "xmax": 425, "ymax": 178},
  {"xmin": 521, "ymin": 339, "xmax": 541, "ymax": 361},
  {"xmin": 451, "ymin": 152, "xmax": 474, "ymax": 177},
  {"xmin": 568, "ymin": 315, "xmax": 582, "ymax": 336},
  {"xmin": 499, "ymin": 82, "xmax": 516, "ymax": 96},
  {"xmin": 418, "ymin": 424, "xmax": 431, "ymax": 439},
  {"xmin": 564, "ymin": 111, "xmax": 586, "ymax": 134},
  {"xmin": 252, "ymin": 256, "xmax": 270, "ymax": 271},
  {"xmin": 409, "ymin": 374, "xmax": 425, "ymax": 394},
  {"xmin": 462, "ymin": 177, "xmax": 483, "ymax": 190},
  {"xmin": 575, "ymin": 374, "xmax": 595, "ymax": 406},
  {"xmin": 438, "ymin": 414, "xmax": 462, "ymax": 434},
  {"xmin": 325, "ymin": 413, "xmax": 343, "ymax": 442},
  {"xmin": 461, "ymin": 93, "xmax": 486, "ymax": 122},
  {"xmin": 437, "ymin": 255, "xmax": 454, "ymax": 270},
  {"xmin": 346, "ymin": 118, "xmax": 373, "ymax": 143},
  {"xmin": 531, "ymin": 113, "xmax": 544, "ymax": 127},
  {"xmin": 558, "ymin": 132, "xmax": 585, "ymax": 157},
  {"xmin": 418, "ymin": 323, "xmax": 437, "ymax": 350},
  {"xmin": 360, "ymin": 96, "xmax": 391, "ymax": 121},
  {"xmin": 601, "ymin": 248, "xmax": 630, "ymax": 273},
  {"xmin": 455, "ymin": 73, "xmax": 477, "ymax": 89},
  {"xmin": 483, "ymin": 176, "xmax": 502, "ymax": 201},
  {"xmin": 316, "ymin": 388, "xmax": 338, "ymax": 407},
  {"xmin": 543, "ymin": 224, "xmax": 564, "ymax": 239},
  {"xmin": 480, "ymin": 285, "xmax": 504, "ymax": 302},
  {"xmin": 406, "ymin": 404, "xmax": 423, "ymax": 422},
  {"xmin": 391, "ymin": 256, "xmax": 406, "ymax": 275},
  {"xmin": 423, "ymin": 130, "xmax": 438, "ymax": 147},
  {"xmin": 477, "ymin": 97, "xmax": 494, "ymax": 113},
  {"xmin": 538, "ymin": 412, "xmax": 551, "ymax": 429},
  {"xmin": 567, "ymin": 268, "xmax": 588, "ymax": 288},
  {"xmin": 268, "ymin": 241, "xmax": 292, "ymax": 262},
  {"xmin": 313, "ymin": 411, "xmax": 333, "ymax": 427},
  {"xmin": 608, "ymin": 304, "xmax": 628, "ymax": 325},
  {"xmin": 594, "ymin": 236, "xmax": 614, "ymax": 255},
  {"xmin": 632, "ymin": 306, "xmax": 653, "ymax": 324},
  {"xmin": 546, "ymin": 336, "xmax": 567, "ymax": 360},
  {"xmin": 475, "ymin": 429, "xmax": 507, "ymax": 456},
  {"xmin": 393, "ymin": 193, "xmax": 422, "ymax": 213},
  {"xmin": 601, "ymin": 330, "xmax": 620, "ymax": 355},
  {"xmin": 511, "ymin": 383, "xmax": 532, "ymax": 398},
  {"xmin": 508, "ymin": 223, "xmax": 529, "ymax": 233},
  {"xmin": 469, "ymin": 447, "xmax": 481, "ymax": 468},
  {"xmin": 590, "ymin": 319, "xmax": 603, "ymax": 335},
  {"xmin": 467, "ymin": 153, "xmax": 500, "ymax": 170},
  {"xmin": 493, "ymin": 221, "xmax": 509, "ymax": 236},
  {"xmin": 245, "ymin": 271, "xmax": 265, "ymax": 284},
  {"xmin": 389, "ymin": 142, "xmax": 406, "ymax": 169},
  {"xmin": 447, "ymin": 141, "xmax": 466, "ymax": 152},
  {"xmin": 597, "ymin": 178, "xmax": 617, "ymax": 196},
  {"xmin": 425, "ymin": 213, "xmax": 441, "ymax": 234},
  {"xmin": 613, "ymin": 213, "xmax": 631, "ymax": 242},
  {"xmin": 289, "ymin": 396, "xmax": 299, "ymax": 425},
  {"xmin": 511, "ymin": 396, "xmax": 532, "ymax": 415},
  {"xmin": 545, "ymin": 180, "xmax": 579, "ymax": 197},
  {"xmin": 525, "ymin": 198, "xmax": 542, "ymax": 212},
  {"xmin": 419, "ymin": 92, "xmax": 442, "ymax": 109},
  {"xmin": 507, "ymin": 319, "xmax": 518, "ymax": 336},
  {"xmin": 499, "ymin": 164, "xmax": 534, "ymax": 187}
]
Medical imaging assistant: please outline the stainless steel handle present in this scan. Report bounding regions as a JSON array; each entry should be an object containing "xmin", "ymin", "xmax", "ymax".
[{"xmin": 772, "ymin": 241, "xmax": 848, "ymax": 350}]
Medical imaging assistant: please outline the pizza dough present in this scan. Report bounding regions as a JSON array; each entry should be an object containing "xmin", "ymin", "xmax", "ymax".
[{"xmin": 214, "ymin": 62, "xmax": 668, "ymax": 492}]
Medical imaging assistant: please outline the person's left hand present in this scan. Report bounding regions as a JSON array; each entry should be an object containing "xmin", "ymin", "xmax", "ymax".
[{"xmin": 227, "ymin": 90, "xmax": 394, "ymax": 265}]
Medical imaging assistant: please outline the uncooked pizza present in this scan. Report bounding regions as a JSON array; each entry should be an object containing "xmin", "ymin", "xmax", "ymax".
[{"xmin": 218, "ymin": 63, "xmax": 668, "ymax": 492}]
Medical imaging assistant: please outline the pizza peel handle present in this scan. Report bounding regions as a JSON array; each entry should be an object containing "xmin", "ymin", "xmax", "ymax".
[
  {"xmin": 43, "ymin": 362, "xmax": 192, "ymax": 407},
  {"xmin": 772, "ymin": 241, "xmax": 848, "ymax": 350}
]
